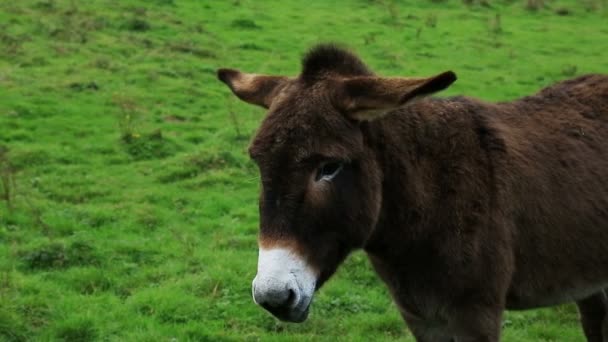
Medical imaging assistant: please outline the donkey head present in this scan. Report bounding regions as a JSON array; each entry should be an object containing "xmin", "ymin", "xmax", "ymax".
[{"xmin": 217, "ymin": 44, "xmax": 456, "ymax": 322}]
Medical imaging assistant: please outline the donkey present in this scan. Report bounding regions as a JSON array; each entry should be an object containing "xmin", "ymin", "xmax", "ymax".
[{"xmin": 217, "ymin": 44, "xmax": 608, "ymax": 341}]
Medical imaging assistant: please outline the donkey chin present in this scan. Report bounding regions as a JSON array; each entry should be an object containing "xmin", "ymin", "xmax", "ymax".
[{"xmin": 251, "ymin": 248, "xmax": 317, "ymax": 322}]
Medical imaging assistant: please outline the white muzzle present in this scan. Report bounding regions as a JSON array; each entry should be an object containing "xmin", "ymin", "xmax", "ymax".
[{"xmin": 252, "ymin": 248, "xmax": 317, "ymax": 322}]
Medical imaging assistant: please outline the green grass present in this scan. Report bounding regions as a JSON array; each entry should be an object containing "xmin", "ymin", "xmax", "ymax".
[{"xmin": 0, "ymin": 0, "xmax": 607, "ymax": 340}]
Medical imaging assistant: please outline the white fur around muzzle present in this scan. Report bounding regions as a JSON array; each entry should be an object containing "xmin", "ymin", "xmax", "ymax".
[{"xmin": 252, "ymin": 248, "xmax": 317, "ymax": 321}]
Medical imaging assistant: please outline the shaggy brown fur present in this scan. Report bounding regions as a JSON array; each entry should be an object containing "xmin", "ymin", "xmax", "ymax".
[{"xmin": 218, "ymin": 44, "xmax": 608, "ymax": 341}]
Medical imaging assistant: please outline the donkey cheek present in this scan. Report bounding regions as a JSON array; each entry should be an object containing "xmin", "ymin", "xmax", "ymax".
[{"xmin": 307, "ymin": 183, "xmax": 333, "ymax": 209}]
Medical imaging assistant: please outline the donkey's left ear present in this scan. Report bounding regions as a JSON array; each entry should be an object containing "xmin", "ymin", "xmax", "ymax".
[
  {"xmin": 334, "ymin": 71, "xmax": 457, "ymax": 121},
  {"xmin": 217, "ymin": 68, "xmax": 288, "ymax": 109}
]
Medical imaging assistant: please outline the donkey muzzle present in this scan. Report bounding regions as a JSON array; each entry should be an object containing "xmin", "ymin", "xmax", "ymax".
[{"xmin": 252, "ymin": 248, "xmax": 317, "ymax": 322}]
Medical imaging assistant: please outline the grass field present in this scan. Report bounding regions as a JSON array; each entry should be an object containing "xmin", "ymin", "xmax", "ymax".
[{"xmin": 1, "ymin": 0, "xmax": 607, "ymax": 340}]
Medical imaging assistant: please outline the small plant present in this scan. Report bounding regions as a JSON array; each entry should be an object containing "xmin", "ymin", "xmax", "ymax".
[
  {"xmin": 230, "ymin": 19, "xmax": 261, "ymax": 30},
  {"xmin": 363, "ymin": 32, "xmax": 378, "ymax": 45},
  {"xmin": 386, "ymin": 1, "xmax": 401, "ymax": 25},
  {"xmin": 123, "ymin": 129, "xmax": 179, "ymax": 160},
  {"xmin": 581, "ymin": 0, "xmax": 603, "ymax": 12},
  {"xmin": 20, "ymin": 243, "xmax": 68, "ymax": 270},
  {"xmin": 489, "ymin": 13, "xmax": 502, "ymax": 34},
  {"xmin": 0, "ymin": 149, "xmax": 53, "ymax": 235},
  {"xmin": 0, "ymin": 308, "xmax": 28, "ymax": 342},
  {"xmin": 112, "ymin": 94, "xmax": 141, "ymax": 143},
  {"xmin": 23, "ymin": 195, "xmax": 52, "ymax": 237},
  {"xmin": 189, "ymin": 151, "xmax": 244, "ymax": 171},
  {"xmin": 554, "ymin": 7, "xmax": 572, "ymax": 16},
  {"xmin": 425, "ymin": 13, "xmax": 438, "ymax": 28},
  {"xmin": 561, "ymin": 64, "xmax": 578, "ymax": 77},
  {"xmin": 168, "ymin": 41, "xmax": 216, "ymax": 58},
  {"xmin": 112, "ymin": 95, "xmax": 179, "ymax": 160},
  {"xmin": 123, "ymin": 18, "xmax": 151, "ymax": 32},
  {"xmin": 0, "ymin": 146, "xmax": 16, "ymax": 211},
  {"xmin": 20, "ymin": 241, "xmax": 100, "ymax": 271},
  {"xmin": 54, "ymin": 317, "xmax": 97, "ymax": 341},
  {"xmin": 33, "ymin": 0, "xmax": 56, "ymax": 11},
  {"xmin": 0, "ymin": 31, "xmax": 25, "ymax": 58},
  {"xmin": 525, "ymin": 0, "xmax": 544, "ymax": 11},
  {"xmin": 226, "ymin": 97, "xmax": 243, "ymax": 139},
  {"xmin": 463, "ymin": 0, "xmax": 490, "ymax": 5}
]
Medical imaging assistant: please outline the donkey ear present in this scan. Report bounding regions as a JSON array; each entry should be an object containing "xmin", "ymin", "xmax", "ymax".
[
  {"xmin": 217, "ymin": 68, "xmax": 288, "ymax": 109},
  {"xmin": 335, "ymin": 71, "xmax": 457, "ymax": 121}
]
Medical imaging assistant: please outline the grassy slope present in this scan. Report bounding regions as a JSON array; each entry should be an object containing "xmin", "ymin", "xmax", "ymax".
[{"xmin": 0, "ymin": 0, "xmax": 607, "ymax": 340}]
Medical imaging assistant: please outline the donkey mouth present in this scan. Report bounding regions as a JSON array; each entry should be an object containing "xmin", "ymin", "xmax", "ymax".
[
  {"xmin": 261, "ymin": 300, "xmax": 311, "ymax": 323},
  {"xmin": 252, "ymin": 278, "xmax": 315, "ymax": 323}
]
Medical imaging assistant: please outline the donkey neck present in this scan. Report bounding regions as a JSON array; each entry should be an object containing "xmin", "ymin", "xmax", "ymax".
[{"xmin": 362, "ymin": 96, "xmax": 492, "ymax": 256}]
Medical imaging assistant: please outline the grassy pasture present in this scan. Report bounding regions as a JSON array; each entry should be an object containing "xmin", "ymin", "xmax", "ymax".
[{"xmin": 0, "ymin": 0, "xmax": 607, "ymax": 340}]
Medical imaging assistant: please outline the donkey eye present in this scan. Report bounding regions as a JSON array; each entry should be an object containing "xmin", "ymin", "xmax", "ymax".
[{"xmin": 315, "ymin": 162, "xmax": 344, "ymax": 182}]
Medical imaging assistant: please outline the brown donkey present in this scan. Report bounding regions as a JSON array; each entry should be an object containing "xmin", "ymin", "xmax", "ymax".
[{"xmin": 217, "ymin": 44, "xmax": 608, "ymax": 341}]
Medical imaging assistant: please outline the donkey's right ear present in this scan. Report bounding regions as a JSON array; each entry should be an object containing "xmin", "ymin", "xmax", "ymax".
[
  {"xmin": 332, "ymin": 71, "xmax": 457, "ymax": 121},
  {"xmin": 217, "ymin": 68, "xmax": 288, "ymax": 109}
]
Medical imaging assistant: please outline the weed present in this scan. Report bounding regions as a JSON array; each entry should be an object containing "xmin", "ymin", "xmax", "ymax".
[
  {"xmin": 168, "ymin": 41, "xmax": 217, "ymax": 58},
  {"xmin": 68, "ymin": 81, "xmax": 99, "ymax": 92},
  {"xmin": 525, "ymin": 0, "xmax": 544, "ymax": 11},
  {"xmin": 64, "ymin": 267, "xmax": 113, "ymax": 294},
  {"xmin": 561, "ymin": 64, "xmax": 578, "ymax": 76},
  {"xmin": 0, "ymin": 31, "xmax": 27, "ymax": 58},
  {"xmin": 471, "ymin": 0, "xmax": 490, "ymax": 6},
  {"xmin": 425, "ymin": 13, "xmax": 438, "ymax": 28},
  {"xmin": 0, "ymin": 146, "xmax": 16, "ymax": 211},
  {"xmin": 0, "ymin": 307, "xmax": 28, "ymax": 342},
  {"xmin": 33, "ymin": 0, "xmax": 56, "ymax": 11},
  {"xmin": 112, "ymin": 95, "xmax": 141, "ymax": 142},
  {"xmin": 555, "ymin": 7, "xmax": 572, "ymax": 15},
  {"xmin": 91, "ymin": 57, "xmax": 112, "ymax": 70},
  {"xmin": 123, "ymin": 18, "xmax": 151, "ymax": 32},
  {"xmin": 10, "ymin": 149, "xmax": 52, "ymax": 169},
  {"xmin": 123, "ymin": 129, "xmax": 179, "ymax": 160},
  {"xmin": 189, "ymin": 151, "xmax": 245, "ymax": 171},
  {"xmin": 385, "ymin": 1, "xmax": 401, "ymax": 25},
  {"xmin": 19, "ymin": 240, "xmax": 100, "ymax": 271},
  {"xmin": 230, "ymin": 19, "xmax": 261, "ymax": 30},
  {"xmin": 582, "ymin": 0, "xmax": 603, "ymax": 12},
  {"xmin": 0, "ymin": 269, "xmax": 12, "ymax": 293},
  {"xmin": 14, "ymin": 296, "xmax": 52, "ymax": 329},
  {"xmin": 20, "ymin": 242, "xmax": 67, "ymax": 270},
  {"xmin": 135, "ymin": 205, "xmax": 163, "ymax": 230},
  {"xmin": 363, "ymin": 32, "xmax": 378, "ymax": 45},
  {"xmin": 489, "ymin": 13, "xmax": 502, "ymax": 34},
  {"xmin": 23, "ymin": 196, "xmax": 52, "ymax": 237},
  {"xmin": 54, "ymin": 317, "xmax": 97, "ymax": 342},
  {"xmin": 127, "ymin": 286, "xmax": 204, "ymax": 324},
  {"xmin": 238, "ymin": 43, "xmax": 265, "ymax": 51},
  {"xmin": 112, "ymin": 96, "xmax": 178, "ymax": 159},
  {"xmin": 226, "ymin": 97, "xmax": 243, "ymax": 139}
]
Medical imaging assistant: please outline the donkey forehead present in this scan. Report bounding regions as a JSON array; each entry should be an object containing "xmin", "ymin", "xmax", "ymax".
[{"xmin": 248, "ymin": 104, "xmax": 362, "ymax": 163}]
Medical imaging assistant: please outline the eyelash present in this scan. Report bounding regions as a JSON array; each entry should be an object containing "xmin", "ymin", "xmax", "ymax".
[{"xmin": 315, "ymin": 162, "xmax": 344, "ymax": 182}]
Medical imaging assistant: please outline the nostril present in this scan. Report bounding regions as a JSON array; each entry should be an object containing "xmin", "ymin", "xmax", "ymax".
[{"xmin": 286, "ymin": 288, "xmax": 296, "ymax": 306}]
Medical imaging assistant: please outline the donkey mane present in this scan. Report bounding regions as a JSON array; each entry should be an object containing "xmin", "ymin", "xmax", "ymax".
[{"xmin": 301, "ymin": 44, "xmax": 374, "ymax": 81}]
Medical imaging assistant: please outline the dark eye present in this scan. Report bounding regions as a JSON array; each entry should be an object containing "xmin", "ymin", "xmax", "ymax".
[{"xmin": 315, "ymin": 162, "xmax": 344, "ymax": 182}]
